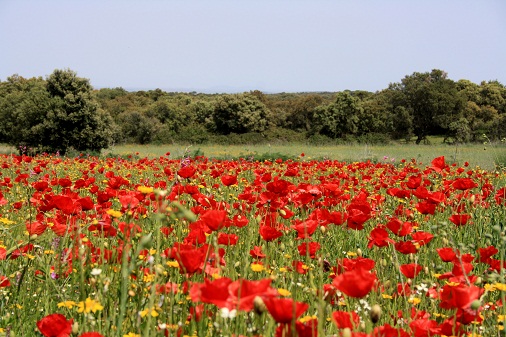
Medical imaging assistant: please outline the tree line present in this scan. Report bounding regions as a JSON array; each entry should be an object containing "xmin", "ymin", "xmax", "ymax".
[{"xmin": 0, "ymin": 68, "xmax": 505, "ymax": 154}]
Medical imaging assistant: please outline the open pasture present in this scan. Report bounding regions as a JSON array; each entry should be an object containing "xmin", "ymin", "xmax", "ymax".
[{"xmin": 0, "ymin": 152, "xmax": 506, "ymax": 336}]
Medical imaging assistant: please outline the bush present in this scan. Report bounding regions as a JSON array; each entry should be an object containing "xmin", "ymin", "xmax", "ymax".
[{"xmin": 153, "ymin": 123, "xmax": 210, "ymax": 145}]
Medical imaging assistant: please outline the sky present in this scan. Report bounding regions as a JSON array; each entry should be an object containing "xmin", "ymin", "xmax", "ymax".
[{"xmin": 1, "ymin": 0, "xmax": 505, "ymax": 93}]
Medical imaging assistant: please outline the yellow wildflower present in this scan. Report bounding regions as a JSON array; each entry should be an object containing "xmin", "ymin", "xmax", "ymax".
[
  {"xmin": 0, "ymin": 218, "xmax": 15, "ymax": 225},
  {"xmin": 123, "ymin": 333, "xmax": 140, "ymax": 337},
  {"xmin": 251, "ymin": 263, "xmax": 264, "ymax": 272},
  {"xmin": 139, "ymin": 307, "xmax": 159, "ymax": 318},
  {"xmin": 166, "ymin": 260, "xmax": 179, "ymax": 268},
  {"xmin": 57, "ymin": 301, "xmax": 77, "ymax": 309},
  {"xmin": 494, "ymin": 283, "xmax": 506, "ymax": 291},
  {"xmin": 278, "ymin": 288, "xmax": 291, "ymax": 297},
  {"xmin": 77, "ymin": 298, "xmax": 104, "ymax": 313},
  {"xmin": 408, "ymin": 297, "xmax": 421, "ymax": 305},
  {"xmin": 137, "ymin": 186, "xmax": 153, "ymax": 194},
  {"xmin": 382, "ymin": 294, "xmax": 393, "ymax": 299},
  {"xmin": 106, "ymin": 209, "xmax": 123, "ymax": 218}
]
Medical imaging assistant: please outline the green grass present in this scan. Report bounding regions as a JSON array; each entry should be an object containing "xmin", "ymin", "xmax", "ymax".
[{"xmin": 104, "ymin": 141, "xmax": 506, "ymax": 171}]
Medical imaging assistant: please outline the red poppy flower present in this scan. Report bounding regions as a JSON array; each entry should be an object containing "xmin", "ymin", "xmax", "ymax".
[
  {"xmin": 394, "ymin": 241, "xmax": 418, "ymax": 254},
  {"xmin": 292, "ymin": 219, "xmax": 318, "ymax": 239},
  {"xmin": 336, "ymin": 257, "xmax": 375, "ymax": 273},
  {"xmin": 431, "ymin": 156, "xmax": 447, "ymax": 172},
  {"xmin": 79, "ymin": 333, "xmax": 105, "ymax": 337},
  {"xmin": 217, "ymin": 233, "xmax": 239, "ymax": 245},
  {"xmin": 372, "ymin": 324, "xmax": 410, "ymax": 337},
  {"xmin": 190, "ymin": 277, "xmax": 232, "ymax": 308},
  {"xmin": 409, "ymin": 318, "xmax": 439, "ymax": 337},
  {"xmin": 406, "ymin": 175, "xmax": 422, "ymax": 189},
  {"xmin": 399, "ymin": 263, "xmax": 423, "ymax": 279},
  {"xmin": 250, "ymin": 246, "xmax": 266, "ymax": 259},
  {"xmin": 332, "ymin": 267, "xmax": 377, "ymax": 298},
  {"xmin": 259, "ymin": 225, "xmax": 283, "ymax": 241},
  {"xmin": 200, "ymin": 209, "xmax": 228, "ymax": 231},
  {"xmin": 37, "ymin": 313, "xmax": 73, "ymax": 337},
  {"xmin": 452, "ymin": 178, "xmax": 478, "ymax": 190},
  {"xmin": 386, "ymin": 218, "xmax": 413, "ymax": 236},
  {"xmin": 0, "ymin": 247, "xmax": 6, "ymax": 260},
  {"xmin": 26, "ymin": 221, "xmax": 47, "ymax": 236},
  {"xmin": 411, "ymin": 231, "xmax": 434, "ymax": 246},
  {"xmin": 262, "ymin": 297, "xmax": 309, "ymax": 324},
  {"xmin": 177, "ymin": 166, "xmax": 196, "ymax": 179},
  {"xmin": 495, "ymin": 187, "xmax": 506, "ymax": 205},
  {"xmin": 415, "ymin": 201, "xmax": 436, "ymax": 215},
  {"xmin": 478, "ymin": 245, "xmax": 498, "ymax": 264},
  {"xmin": 449, "ymin": 214, "xmax": 471, "ymax": 226},
  {"xmin": 437, "ymin": 247, "xmax": 458, "ymax": 262},
  {"xmin": 228, "ymin": 278, "xmax": 278, "ymax": 311},
  {"xmin": 439, "ymin": 283, "xmax": 482, "ymax": 310},
  {"xmin": 367, "ymin": 226, "xmax": 394, "ymax": 248},
  {"xmin": 174, "ymin": 247, "xmax": 204, "ymax": 274},
  {"xmin": 221, "ymin": 174, "xmax": 238, "ymax": 186},
  {"xmin": 52, "ymin": 195, "xmax": 81, "ymax": 215},
  {"xmin": 118, "ymin": 193, "xmax": 140, "ymax": 209},
  {"xmin": 332, "ymin": 310, "xmax": 360, "ymax": 329},
  {"xmin": 0, "ymin": 276, "xmax": 10, "ymax": 287},
  {"xmin": 297, "ymin": 241, "xmax": 321, "ymax": 259},
  {"xmin": 292, "ymin": 260, "xmax": 308, "ymax": 274}
]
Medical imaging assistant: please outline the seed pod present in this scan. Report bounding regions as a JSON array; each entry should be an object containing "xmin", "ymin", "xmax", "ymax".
[
  {"xmin": 253, "ymin": 296, "xmax": 266, "ymax": 314},
  {"xmin": 370, "ymin": 304, "xmax": 382, "ymax": 324},
  {"xmin": 470, "ymin": 300, "xmax": 481, "ymax": 311}
]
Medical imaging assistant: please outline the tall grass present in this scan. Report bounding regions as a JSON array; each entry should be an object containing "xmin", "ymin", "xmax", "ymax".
[{"xmin": 104, "ymin": 141, "xmax": 506, "ymax": 171}]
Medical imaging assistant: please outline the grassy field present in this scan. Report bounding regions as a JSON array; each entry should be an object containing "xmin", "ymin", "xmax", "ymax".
[
  {"xmin": 2, "ymin": 139, "xmax": 505, "ymax": 170},
  {"xmin": 104, "ymin": 141, "xmax": 505, "ymax": 170}
]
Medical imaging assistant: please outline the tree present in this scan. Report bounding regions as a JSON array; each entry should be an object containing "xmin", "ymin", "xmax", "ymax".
[
  {"xmin": 117, "ymin": 110, "xmax": 161, "ymax": 144},
  {"xmin": 311, "ymin": 91, "xmax": 362, "ymax": 138},
  {"xmin": 287, "ymin": 94, "xmax": 324, "ymax": 131},
  {"xmin": 211, "ymin": 93, "xmax": 270, "ymax": 134},
  {"xmin": 0, "ymin": 75, "xmax": 52, "ymax": 152},
  {"xmin": 389, "ymin": 69, "xmax": 464, "ymax": 144},
  {"xmin": 0, "ymin": 69, "xmax": 115, "ymax": 154}
]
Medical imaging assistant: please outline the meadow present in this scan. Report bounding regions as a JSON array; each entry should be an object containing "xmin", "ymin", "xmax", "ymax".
[
  {"xmin": 0, "ymin": 146, "xmax": 506, "ymax": 336},
  {"xmin": 107, "ymin": 140, "xmax": 506, "ymax": 171}
]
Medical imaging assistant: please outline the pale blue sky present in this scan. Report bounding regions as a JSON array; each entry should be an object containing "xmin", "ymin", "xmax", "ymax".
[{"xmin": 1, "ymin": 0, "xmax": 505, "ymax": 93}]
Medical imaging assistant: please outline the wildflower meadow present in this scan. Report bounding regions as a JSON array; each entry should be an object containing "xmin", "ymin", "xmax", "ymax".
[{"xmin": 1, "ymin": 152, "xmax": 506, "ymax": 337}]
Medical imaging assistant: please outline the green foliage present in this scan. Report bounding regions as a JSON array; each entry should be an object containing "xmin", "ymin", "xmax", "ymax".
[
  {"xmin": 212, "ymin": 93, "xmax": 270, "ymax": 134},
  {"xmin": 389, "ymin": 69, "xmax": 465, "ymax": 144},
  {"xmin": 154, "ymin": 123, "xmax": 210, "ymax": 145},
  {"xmin": 0, "ymin": 70, "xmax": 115, "ymax": 154},
  {"xmin": 311, "ymin": 91, "xmax": 362, "ymax": 138},
  {"xmin": 116, "ymin": 110, "xmax": 161, "ymax": 144}
]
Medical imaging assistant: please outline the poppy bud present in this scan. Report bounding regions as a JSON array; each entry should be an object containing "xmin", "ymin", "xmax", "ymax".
[
  {"xmin": 72, "ymin": 321, "xmax": 79, "ymax": 334},
  {"xmin": 357, "ymin": 248, "xmax": 362, "ymax": 257},
  {"xmin": 342, "ymin": 328, "xmax": 352, "ymax": 337},
  {"xmin": 470, "ymin": 300, "xmax": 481, "ymax": 311},
  {"xmin": 253, "ymin": 296, "xmax": 266, "ymax": 314},
  {"xmin": 370, "ymin": 304, "xmax": 381, "ymax": 323},
  {"xmin": 320, "ymin": 226, "xmax": 326, "ymax": 234}
]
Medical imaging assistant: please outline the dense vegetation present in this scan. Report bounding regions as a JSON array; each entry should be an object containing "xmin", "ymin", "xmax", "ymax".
[{"xmin": 1, "ymin": 69, "xmax": 505, "ymax": 154}]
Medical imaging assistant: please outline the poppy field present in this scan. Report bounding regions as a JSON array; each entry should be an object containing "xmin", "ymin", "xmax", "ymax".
[{"xmin": 1, "ymin": 153, "xmax": 506, "ymax": 337}]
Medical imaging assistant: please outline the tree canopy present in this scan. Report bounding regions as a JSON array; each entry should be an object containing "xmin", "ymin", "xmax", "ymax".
[{"xmin": 1, "ymin": 68, "xmax": 505, "ymax": 149}]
